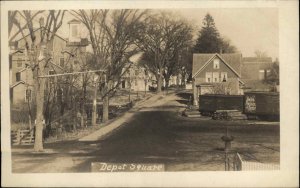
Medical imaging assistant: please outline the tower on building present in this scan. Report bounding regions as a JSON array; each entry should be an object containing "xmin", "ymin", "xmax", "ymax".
[{"xmin": 68, "ymin": 19, "xmax": 81, "ymax": 43}]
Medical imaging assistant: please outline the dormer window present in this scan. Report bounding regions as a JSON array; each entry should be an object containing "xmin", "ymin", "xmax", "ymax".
[{"xmin": 213, "ymin": 58, "xmax": 220, "ymax": 69}]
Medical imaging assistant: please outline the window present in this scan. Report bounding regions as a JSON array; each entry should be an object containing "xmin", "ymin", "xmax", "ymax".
[
  {"xmin": 57, "ymin": 88, "xmax": 63, "ymax": 101},
  {"xmin": 25, "ymin": 89, "xmax": 32, "ymax": 102},
  {"xmin": 135, "ymin": 70, "xmax": 139, "ymax": 76},
  {"xmin": 49, "ymin": 70, "xmax": 55, "ymax": 75},
  {"xmin": 59, "ymin": 58, "xmax": 64, "ymax": 67},
  {"xmin": 16, "ymin": 72, "xmax": 21, "ymax": 82},
  {"xmin": 259, "ymin": 70, "xmax": 265, "ymax": 80},
  {"xmin": 213, "ymin": 72, "xmax": 219, "ymax": 83},
  {"xmin": 71, "ymin": 25, "xmax": 78, "ymax": 37},
  {"xmin": 266, "ymin": 69, "xmax": 271, "ymax": 77},
  {"xmin": 205, "ymin": 72, "xmax": 212, "ymax": 83},
  {"xmin": 213, "ymin": 58, "xmax": 220, "ymax": 69},
  {"xmin": 16, "ymin": 58, "xmax": 23, "ymax": 68},
  {"xmin": 221, "ymin": 72, "xmax": 228, "ymax": 82},
  {"xmin": 122, "ymin": 80, "xmax": 126, "ymax": 88}
]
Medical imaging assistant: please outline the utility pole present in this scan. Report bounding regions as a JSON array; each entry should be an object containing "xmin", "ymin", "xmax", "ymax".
[
  {"xmin": 38, "ymin": 70, "xmax": 106, "ymax": 128},
  {"xmin": 128, "ymin": 69, "xmax": 131, "ymax": 104},
  {"xmin": 34, "ymin": 44, "xmax": 47, "ymax": 151},
  {"xmin": 92, "ymin": 74, "xmax": 98, "ymax": 126}
]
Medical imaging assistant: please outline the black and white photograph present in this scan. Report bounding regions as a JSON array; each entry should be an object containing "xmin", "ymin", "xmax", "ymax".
[{"xmin": 1, "ymin": 1, "xmax": 298, "ymax": 187}]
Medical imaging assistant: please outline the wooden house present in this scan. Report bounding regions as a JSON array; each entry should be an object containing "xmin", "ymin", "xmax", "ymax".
[
  {"xmin": 9, "ymin": 19, "xmax": 89, "ymax": 109},
  {"xmin": 192, "ymin": 53, "xmax": 244, "ymax": 106}
]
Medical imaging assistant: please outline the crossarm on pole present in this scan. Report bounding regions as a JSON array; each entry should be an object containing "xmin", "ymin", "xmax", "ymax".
[{"xmin": 38, "ymin": 70, "xmax": 106, "ymax": 78}]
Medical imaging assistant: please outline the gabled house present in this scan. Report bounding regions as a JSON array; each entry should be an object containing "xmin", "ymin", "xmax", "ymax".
[
  {"xmin": 241, "ymin": 57, "xmax": 276, "ymax": 91},
  {"xmin": 192, "ymin": 53, "xmax": 244, "ymax": 106},
  {"xmin": 120, "ymin": 63, "xmax": 150, "ymax": 92}
]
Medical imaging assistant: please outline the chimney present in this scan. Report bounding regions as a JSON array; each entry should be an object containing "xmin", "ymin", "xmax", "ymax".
[{"xmin": 220, "ymin": 48, "xmax": 223, "ymax": 54}]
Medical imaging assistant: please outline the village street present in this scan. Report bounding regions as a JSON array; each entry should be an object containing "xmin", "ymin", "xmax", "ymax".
[{"xmin": 11, "ymin": 90, "xmax": 280, "ymax": 172}]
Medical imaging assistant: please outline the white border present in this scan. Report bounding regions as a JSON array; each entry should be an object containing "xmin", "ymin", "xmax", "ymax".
[{"xmin": 1, "ymin": 1, "xmax": 299, "ymax": 187}]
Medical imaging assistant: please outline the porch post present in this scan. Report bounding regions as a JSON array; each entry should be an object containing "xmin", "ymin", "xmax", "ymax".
[{"xmin": 192, "ymin": 78, "xmax": 198, "ymax": 106}]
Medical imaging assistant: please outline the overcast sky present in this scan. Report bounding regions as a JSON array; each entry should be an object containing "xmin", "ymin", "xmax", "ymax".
[
  {"xmin": 19, "ymin": 8, "xmax": 279, "ymax": 61},
  {"xmin": 176, "ymin": 8, "xmax": 279, "ymax": 60}
]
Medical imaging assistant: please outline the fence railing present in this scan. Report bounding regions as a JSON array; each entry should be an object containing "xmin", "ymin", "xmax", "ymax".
[
  {"xmin": 233, "ymin": 153, "xmax": 280, "ymax": 171},
  {"xmin": 11, "ymin": 128, "xmax": 35, "ymax": 145}
]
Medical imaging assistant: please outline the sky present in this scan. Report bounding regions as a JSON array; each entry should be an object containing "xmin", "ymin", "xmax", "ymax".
[
  {"xmin": 176, "ymin": 8, "xmax": 279, "ymax": 60},
  {"xmin": 13, "ymin": 8, "xmax": 279, "ymax": 60}
]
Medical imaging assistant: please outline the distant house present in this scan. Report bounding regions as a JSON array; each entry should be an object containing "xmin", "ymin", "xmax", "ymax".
[
  {"xmin": 120, "ymin": 63, "xmax": 150, "ymax": 92},
  {"xmin": 168, "ymin": 74, "xmax": 183, "ymax": 86},
  {"xmin": 192, "ymin": 53, "xmax": 244, "ymax": 106},
  {"xmin": 9, "ymin": 19, "xmax": 89, "ymax": 108},
  {"xmin": 241, "ymin": 57, "xmax": 275, "ymax": 92}
]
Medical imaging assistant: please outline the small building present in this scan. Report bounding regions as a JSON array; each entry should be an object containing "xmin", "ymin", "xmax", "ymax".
[
  {"xmin": 192, "ymin": 53, "xmax": 244, "ymax": 106},
  {"xmin": 241, "ymin": 57, "xmax": 276, "ymax": 92},
  {"xmin": 120, "ymin": 64, "xmax": 150, "ymax": 92}
]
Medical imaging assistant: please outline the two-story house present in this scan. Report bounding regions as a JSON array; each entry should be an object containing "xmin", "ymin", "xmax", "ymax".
[
  {"xmin": 121, "ymin": 63, "xmax": 150, "ymax": 92},
  {"xmin": 192, "ymin": 53, "xmax": 244, "ymax": 106},
  {"xmin": 9, "ymin": 19, "xmax": 89, "ymax": 109}
]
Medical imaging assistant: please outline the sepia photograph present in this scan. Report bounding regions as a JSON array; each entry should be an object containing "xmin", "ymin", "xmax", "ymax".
[{"xmin": 1, "ymin": 0, "xmax": 298, "ymax": 187}]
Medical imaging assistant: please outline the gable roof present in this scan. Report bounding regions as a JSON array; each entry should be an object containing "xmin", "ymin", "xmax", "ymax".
[
  {"xmin": 68, "ymin": 19, "xmax": 81, "ymax": 24},
  {"xmin": 242, "ymin": 57, "xmax": 272, "ymax": 63},
  {"xmin": 192, "ymin": 53, "xmax": 242, "ymax": 78}
]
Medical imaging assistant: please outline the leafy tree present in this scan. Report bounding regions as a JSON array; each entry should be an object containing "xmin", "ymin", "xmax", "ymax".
[
  {"xmin": 265, "ymin": 59, "xmax": 279, "ymax": 88},
  {"xmin": 194, "ymin": 13, "xmax": 236, "ymax": 53},
  {"xmin": 176, "ymin": 47, "xmax": 193, "ymax": 85},
  {"xmin": 220, "ymin": 38, "xmax": 237, "ymax": 53}
]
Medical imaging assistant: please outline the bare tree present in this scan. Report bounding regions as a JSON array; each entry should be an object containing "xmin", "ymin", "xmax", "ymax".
[
  {"xmin": 71, "ymin": 9, "xmax": 147, "ymax": 123},
  {"xmin": 177, "ymin": 47, "xmax": 193, "ymax": 86},
  {"xmin": 137, "ymin": 12, "xmax": 193, "ymax": 92},
  {"xmin": 9, "ymin": 10, "xmax": 66, "ymax": 151},
  {"xmin": 254, "ymin": 50, "xmax": 268, "ymax": 58}
]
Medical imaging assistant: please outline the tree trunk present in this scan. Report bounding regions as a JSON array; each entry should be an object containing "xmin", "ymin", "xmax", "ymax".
[
  {"xmin": 165, "ymin": 78, "xmax": 170, "ymax": 94},
  {"xmin": 157, "ymin": 73, "xmax": 162, "ymax": 93},
  {"xmin": 128, "ymin": 78, "xmax": 131, "ymax": 103},
  {"xmin": 102, "ymin": 95, "xmax": 109, "ymax": 123},
  {"xmin": 181, "ymin": 72, "xmax": 186, "ymax": 86},
  {"xmin": 192, "ymin": 78, "xmax": 198, "ymax": 106},
  {"xmin": 34, "ymin": 60, "xmax": 45, "ymax": 152},
  {"xmin": 92, "ymin": 81, "xmax": 97, "ymax": 126},
  {"xmin": 81, "ymin": 83, "xmax": 87, "ymax": 127}
]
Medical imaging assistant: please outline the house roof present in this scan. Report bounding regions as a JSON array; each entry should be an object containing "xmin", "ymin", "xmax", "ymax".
[
  {"xmin": 242, "ymin": 57, "xmax": 272, "ymax": 63},
  {"xmin": 68, "ymin": 19, "xmax": 81, "ymax": 24},
  {"xmin": 192, "ymin": 53, "xmax": 242, "ymax": 78}
]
